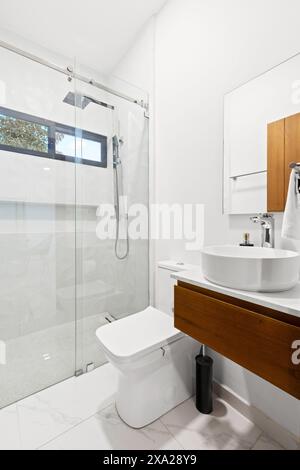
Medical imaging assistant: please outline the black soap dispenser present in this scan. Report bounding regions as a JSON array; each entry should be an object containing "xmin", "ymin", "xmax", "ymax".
[{"xmin": 240, "ymin": 233, "xmax": 254, "ymax": 247}]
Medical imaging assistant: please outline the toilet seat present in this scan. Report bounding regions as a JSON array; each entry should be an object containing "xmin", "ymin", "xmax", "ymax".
[{"xmin": 96, "ymin": 307, "xmax": 183, "ymax": 364}]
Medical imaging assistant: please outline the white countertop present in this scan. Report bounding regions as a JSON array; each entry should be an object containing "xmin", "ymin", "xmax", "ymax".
[{"xmin": 172, "ymin": 268, "xmax": 300, "ymax": 319}]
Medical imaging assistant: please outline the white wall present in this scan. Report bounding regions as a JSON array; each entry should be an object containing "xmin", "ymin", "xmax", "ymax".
[
  {"xmin": 155, "ymin": 0, "xmax": 300, "ymax": 437},
  {"xmin": 115, "ymin": 0, "xmax": 300, "ymax": 437}
]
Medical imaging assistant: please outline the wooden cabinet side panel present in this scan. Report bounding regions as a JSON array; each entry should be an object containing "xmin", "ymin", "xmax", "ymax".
[{"xmin": 267, "ymin": 119, "xmax": 285, "ymax": 212}]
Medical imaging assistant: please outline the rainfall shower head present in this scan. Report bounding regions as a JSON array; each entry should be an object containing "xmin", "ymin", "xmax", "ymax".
[
  {"xmin": 63, "ymin": 92, "xmax": 91, "ymax": 109},
  {"xmin": 63, "ymin": 91, "xmax": 115, "ymax": 110}
]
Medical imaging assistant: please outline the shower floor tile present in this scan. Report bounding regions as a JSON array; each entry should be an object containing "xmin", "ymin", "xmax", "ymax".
[
  {"xmin": 0, "ymin": 404, "xmax": 21, "ymax": 450},
  {"xmin": 0, "ymin": 363, "xmax": 118, "ymax": 450},
  {"xmin": 0, "ymin": 313, "xmax": 108, "ymax": 409}
]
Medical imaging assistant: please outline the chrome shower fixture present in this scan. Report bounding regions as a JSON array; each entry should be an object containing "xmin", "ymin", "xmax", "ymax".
[
  {"xmin": 113, "ymin": 135, "xmax": 129, "ymax": 260},
  {"xmin": 63, "ymin": 92, "xmax": 114, "ymax": 110},
  {"xmin": 63, "ymin": 92, "xmax": 91, "ymax": 109}
]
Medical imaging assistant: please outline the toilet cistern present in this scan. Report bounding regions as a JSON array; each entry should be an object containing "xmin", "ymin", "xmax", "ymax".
[{"xmin": 250, "ymin": 213, "xmax": 275, "ymax": 248}]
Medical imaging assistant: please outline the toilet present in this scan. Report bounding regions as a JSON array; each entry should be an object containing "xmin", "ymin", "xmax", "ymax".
[{"xmin": 96, "ymin": 261, "xmax": 200, "ymax": 429}]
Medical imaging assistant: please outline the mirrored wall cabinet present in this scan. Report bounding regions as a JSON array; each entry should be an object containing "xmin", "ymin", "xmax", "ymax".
[{"xmin": 224, "ymin": 53, "xmax": 300, "ymax": 215}]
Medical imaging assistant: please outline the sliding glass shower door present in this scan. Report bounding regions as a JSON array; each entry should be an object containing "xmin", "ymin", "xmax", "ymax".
[
  {"xmin": 0, "ymin": 46, "xmax": 77, "ymax": 408},
  {"xmin": 74, "ymin": 74, "xmax": 150, "ymax": 374},
  {"xmin": 0, "ymin": 45, "xmax": 149, "ymax": 409}
]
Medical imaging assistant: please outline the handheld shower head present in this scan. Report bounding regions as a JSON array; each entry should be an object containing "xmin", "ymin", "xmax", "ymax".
[
  {"xmin": 113, "ymin": 135, "xmax": 121, "ymax": 168},
  {"xmin": 112, "ymin": 134, "xmax": 129, "ymax": 260},
  {"xmin": 112, "ymin": 135, "xmax": 119, "ymax": 147}
]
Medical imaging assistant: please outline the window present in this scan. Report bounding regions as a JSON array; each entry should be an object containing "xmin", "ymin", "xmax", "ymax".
[
  {"xmin": 0, "ymin": 108, "xmax": 50, "ymax": 156},
  {"xmin": 0, "ymin": 106, "xmax": 107, "ymax": 168},
  {"xmin": 54, "ymin": 123, "xmax": 106, "ymax": 167}
]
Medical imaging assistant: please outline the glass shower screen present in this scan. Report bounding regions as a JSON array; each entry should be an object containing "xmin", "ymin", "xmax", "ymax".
[
  {"xmin": 73, "ymin": 75, "xmax": 149, "ymax": 374},
  {"xmin": 0, "ymin": 47, "xmax": 77, "ymax": 408},
  {"xmin": 0, "ymin": 46, "xmax": 149, "ymax": 409}
]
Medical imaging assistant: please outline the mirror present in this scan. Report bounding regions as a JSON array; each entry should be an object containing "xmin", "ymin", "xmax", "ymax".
[{"xmin": 224, "ymin": 53, "xmax": 300, "ymax": 215}]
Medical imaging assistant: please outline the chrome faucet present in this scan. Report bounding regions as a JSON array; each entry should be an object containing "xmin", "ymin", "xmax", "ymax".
[{"xmin": 250, "ymin": 214, "xmax": 275, "ymax": 248}]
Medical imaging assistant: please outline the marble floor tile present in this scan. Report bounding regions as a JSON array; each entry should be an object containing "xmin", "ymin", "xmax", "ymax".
[
  {"xmin": 161, "ymin": 397, "xmax": 262, "ymax": 450},
  {"xmin": 252, "ymin": 434, "xmax": 284, "ymax": 450},
  {"xmin": 0, "ymin": 404, "xmax": 21, "ymax": 450},
  {"xmin": 1, "ymin": 366, "xmax": 291, "ymax": 451},
  {"xmin": 17, "ymin": 364, "xmax": 118, "ymax": 449},
  {"xmin": 40, "ymin": 405, "xmax": 183, "ymax": 450}
]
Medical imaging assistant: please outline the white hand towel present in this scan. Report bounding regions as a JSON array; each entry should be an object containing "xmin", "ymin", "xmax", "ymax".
[{"xmin": 282, "ymin": 169, "xmax": 300, "ymax": 240}]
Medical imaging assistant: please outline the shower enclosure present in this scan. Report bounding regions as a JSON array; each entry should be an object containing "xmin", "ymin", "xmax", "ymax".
[{"xmin": 0, "ymin": 43, "xmax": 149, "ymax": 409}]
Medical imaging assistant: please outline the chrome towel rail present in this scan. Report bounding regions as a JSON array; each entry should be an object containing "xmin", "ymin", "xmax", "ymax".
[{"xmin": 230, "ymin": 170, "xmax": 267, "ymax": 180}]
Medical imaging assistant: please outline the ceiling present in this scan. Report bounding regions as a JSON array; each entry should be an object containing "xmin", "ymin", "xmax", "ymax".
[{"xmin": 0, "ymin": 0, "xmax": 167, "ymax": 73}]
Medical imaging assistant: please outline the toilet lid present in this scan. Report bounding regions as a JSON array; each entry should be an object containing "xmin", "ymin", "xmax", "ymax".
[{"xmin": 96, "ymin": 307, "xmax": 183, "ymax": 363}]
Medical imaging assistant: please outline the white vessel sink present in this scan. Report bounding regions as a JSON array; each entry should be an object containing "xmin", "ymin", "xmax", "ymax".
[{"xmin": 201, "ymin": 246, "xmax": 300, "ymax": 292}]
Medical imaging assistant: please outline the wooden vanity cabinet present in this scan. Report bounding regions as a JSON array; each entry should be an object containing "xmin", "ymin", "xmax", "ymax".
[
  {"xmin": 268, "ymin": 112, "xmax": 300, "ymax": 212},
  {"xmin": 174, "ymin": 282, "xmax": 300, "ymax": 399}
]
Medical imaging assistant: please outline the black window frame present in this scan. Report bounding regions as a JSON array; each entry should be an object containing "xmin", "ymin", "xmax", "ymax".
[{"xmin": 0, "ymin": 106, "xmax": 107, "ymax": 168}]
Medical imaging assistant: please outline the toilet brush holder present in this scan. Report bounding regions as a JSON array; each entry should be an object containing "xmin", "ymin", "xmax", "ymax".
[{"xmin": 195, "ymin": 350, "xmax": 214, "ymax": 414}]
